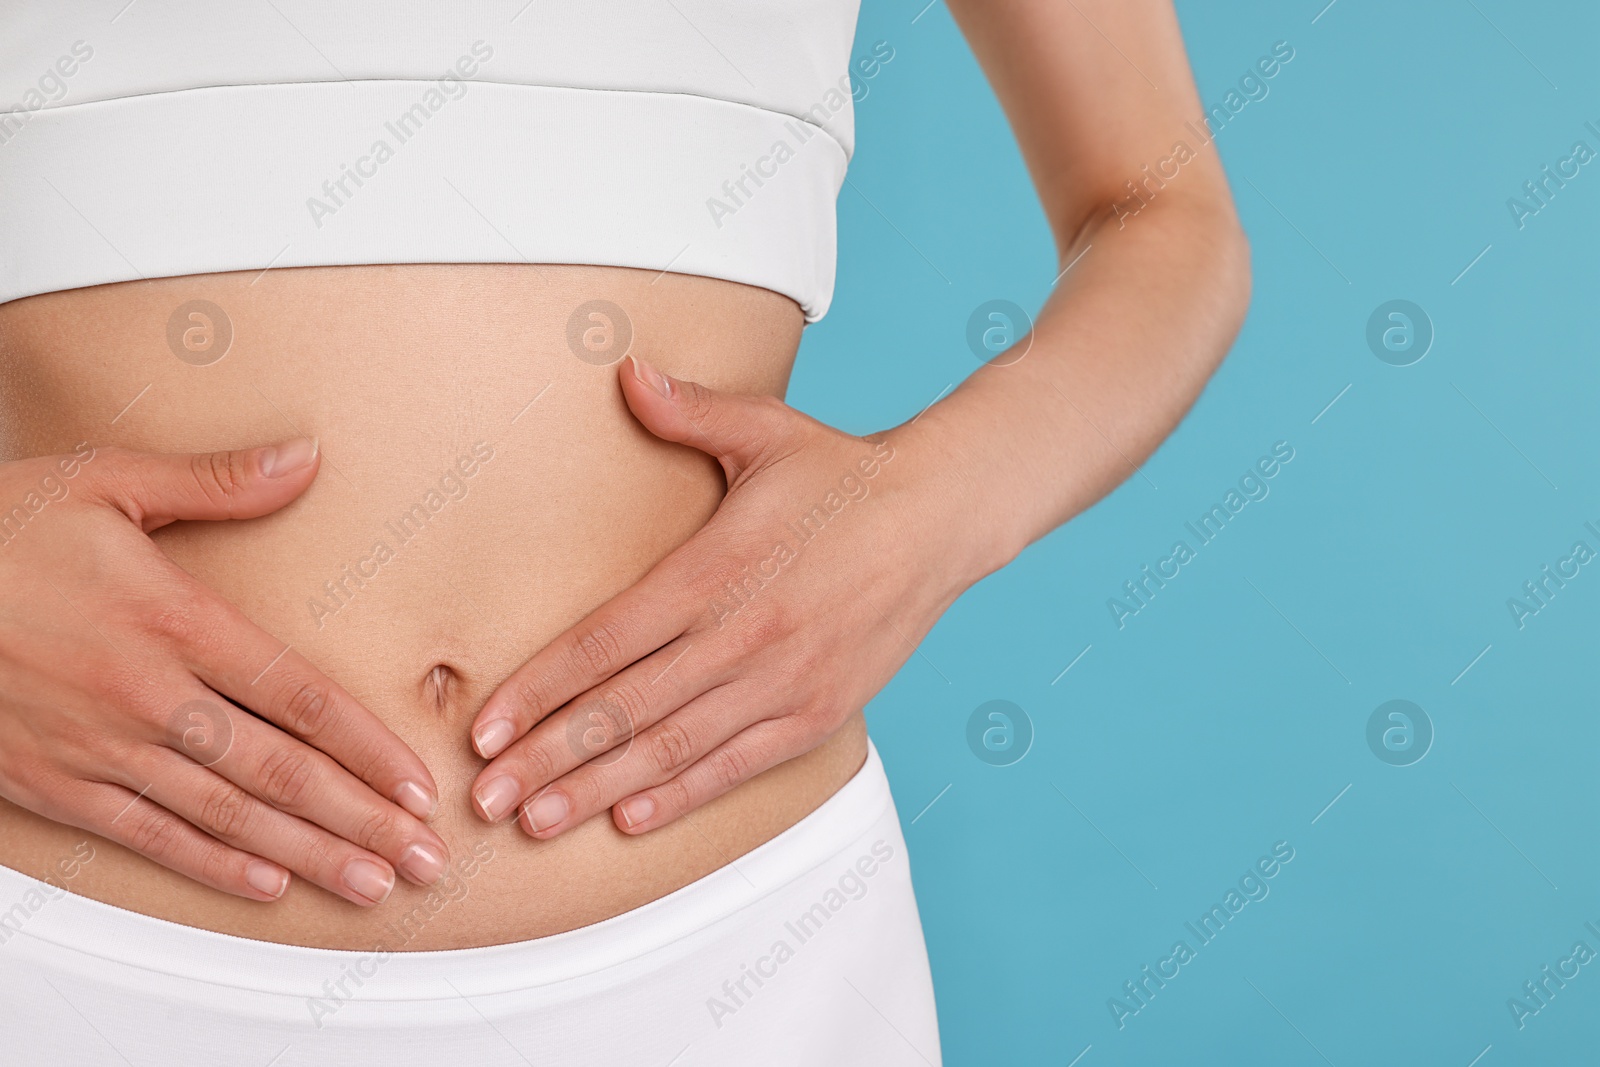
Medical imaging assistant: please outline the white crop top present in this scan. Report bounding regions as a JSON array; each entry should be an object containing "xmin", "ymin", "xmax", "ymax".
[{"xmin": 0, "ymin": 0, "xmax": 861, "ymax": 320}]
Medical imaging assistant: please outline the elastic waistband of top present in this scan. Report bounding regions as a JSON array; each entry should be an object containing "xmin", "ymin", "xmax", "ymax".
[{"xmin": 0, "ymin": 78, "xmax": 844, "ymax": 320}]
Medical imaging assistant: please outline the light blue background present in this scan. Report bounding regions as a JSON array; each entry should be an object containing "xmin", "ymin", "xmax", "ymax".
[{"xmin": 793, "ymin": 1, "xmax": 1600, "ymax": 1063}]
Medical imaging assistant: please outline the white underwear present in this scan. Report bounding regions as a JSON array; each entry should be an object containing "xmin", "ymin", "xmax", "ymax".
[{"xmin": 0, "ymin": 741, "xmax": 939, "ymax": 1066}]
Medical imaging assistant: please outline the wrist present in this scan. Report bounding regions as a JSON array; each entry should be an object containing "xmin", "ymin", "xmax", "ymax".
[{"xmin": 873, "ymin": 405, "xmax": 1029, "ymax": 592}]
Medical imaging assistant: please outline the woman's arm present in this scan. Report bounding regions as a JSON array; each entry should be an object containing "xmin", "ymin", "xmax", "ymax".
[
  {"xmin": 463, "ymin": 0, "xmax": 1250, "ymax": 835},
  {"xmin": 914, "ymin": 0, "xmax": 1251, "ymax": 574}
]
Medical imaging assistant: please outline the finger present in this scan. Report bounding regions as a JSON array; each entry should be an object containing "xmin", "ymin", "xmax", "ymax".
[
  {"xmin": 167, "ymin": 699, "xmax": 447, "ymax": 888},
  {"xmin": 58, "ymin": 779, "xmax": 291, "ymax": 903},
  {"xmin": 621, "ymin": 356, "xmax": 797, "ymax": 480},
  {"xmin": 168, "ymin": 591, "xmax": 440, "ymax": 820},
  {"xmin": 139, "ymin": 749, "xmax": 404, "ymax": 906},
  {"xmin": 470, "ymin": 636, "xmax": 710, "ymax": 824},
  {"xmin": 513, "ymin": 682, "xmax": 760, "ymax": 839},
  {"xmin": 469, "ymin": 575, "xmax": 696, "ymax": 761},
  {"xmin": 82, "ymin": 439, "xmax": 321, "ymax": 532},
  {"xmin": 612, "ymin": 717, "xmax": 809, "ymax": 835}
]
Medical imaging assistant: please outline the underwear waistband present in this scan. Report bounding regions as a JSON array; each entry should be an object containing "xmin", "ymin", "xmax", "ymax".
[{"xmin": 0, "ymin": 739, "xmax": 891, "ymax": 1001}]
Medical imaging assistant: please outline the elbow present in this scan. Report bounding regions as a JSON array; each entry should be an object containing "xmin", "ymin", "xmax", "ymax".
[
  {"xmin": 1175, "ymin": 196, "xmax": 1252, "ymax": 383},
  {"xmin": 1158, "ymin": 192, "xmax": 1252, "ymax": 354},
  {"xmin": 1175, "ymin": 188, "xmax": 1253, "ymax": 329},
  {"xmin": 1219, "ymin": 216, "xmax": 1253, "ymax": 336}
]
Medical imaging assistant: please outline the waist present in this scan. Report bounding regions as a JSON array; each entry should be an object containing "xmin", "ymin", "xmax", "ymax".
[
  {"xmin": 0, "ymin": 262, "xmax": 867, "ymax": 948},
  {"xmin": 0, "ymin": 743, "xmax": 940, "ymax": 1066},
  {"xmin": 0, "ymin": 740, "xmax": 895, "ymax": 994}
]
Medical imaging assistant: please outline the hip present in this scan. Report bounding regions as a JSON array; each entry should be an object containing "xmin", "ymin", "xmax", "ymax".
[{"xmin": 0, "ymin": 738, "xmax": 938, "ymax": 1066}]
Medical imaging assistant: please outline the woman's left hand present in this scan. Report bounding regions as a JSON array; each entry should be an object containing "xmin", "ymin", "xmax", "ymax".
[{"xmin": 466, "ymin": 355, "xmax": 976, "ymax": 838}]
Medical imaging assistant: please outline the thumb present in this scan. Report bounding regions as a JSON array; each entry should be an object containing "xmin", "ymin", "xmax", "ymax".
[
  {"xmin": 88, "ymin": 438, "xmax": 322, "ymax": 532},
  {"xmin": 621, "ymin": 356, "xmax": 795, "ymax": 481}
]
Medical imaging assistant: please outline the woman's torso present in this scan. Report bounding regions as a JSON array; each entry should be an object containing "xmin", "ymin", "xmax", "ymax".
[{"xmin": 0, "ymin": 263, "xmax": 867, "ymax": 949}]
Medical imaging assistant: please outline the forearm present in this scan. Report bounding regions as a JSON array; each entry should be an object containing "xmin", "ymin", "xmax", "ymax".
[{"xmin": 897, "ymin": 191, "xmax": 1251, "ymax": 584}]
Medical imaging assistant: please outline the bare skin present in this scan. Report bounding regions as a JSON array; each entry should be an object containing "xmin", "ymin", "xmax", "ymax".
[
  {"xmin": 0, "ymin": 0, "xmax": 1250, "ymax": 951},
  {"xmin": 464, "ymin": 0, "xmax": 1254, "ymax": 840},
  {"xmin": 0, "ymin": 263, "xmax": 867, "ymax": 948}
]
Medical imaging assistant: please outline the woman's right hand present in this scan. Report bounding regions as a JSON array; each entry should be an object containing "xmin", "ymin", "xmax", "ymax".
[{"xmin": 0, "ymin": 439, "xmax": 449, "ymax": 906}]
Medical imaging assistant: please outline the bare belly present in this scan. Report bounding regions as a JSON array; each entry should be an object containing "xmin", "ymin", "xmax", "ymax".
[{"xmin": 0, "ymin": 263, "xmax": 867, "ymax": 950}]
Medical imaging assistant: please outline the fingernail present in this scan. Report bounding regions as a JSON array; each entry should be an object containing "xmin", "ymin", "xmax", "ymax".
[
  {"xmin": 474, "ymin": 720, "xmax": 514, "ymax": 759},
  {"xmin": 343, "ymin": 858, "xmax": 394, "ymax": 905},
  {"xmin": 392, "ymin": 780, "xmax": 438, "ymax": 820},
  {"xmin": 522, "ymin": 790, "xmax": 570, "ymax": 834},
  {"xmin": 618, "ymin": 795, "xmax": 656, "ymax": 830},
  {"xmin": 474, "ymin": 776, "xmax": 522, "ymax": 822},
  {"xmin": 261, "ymin": 437, "xmax": 318, "ymax": 477},
  {"xmin": 398, "ymin": 842, "xmax": 446, "ymax": 886},
  {"xmin": 629, "ymin": 355, "xmax": 672, "ymax": 399},
  {"xmin": 246, "ymin": 860, "xmax": 288, "ymax": 899}
]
